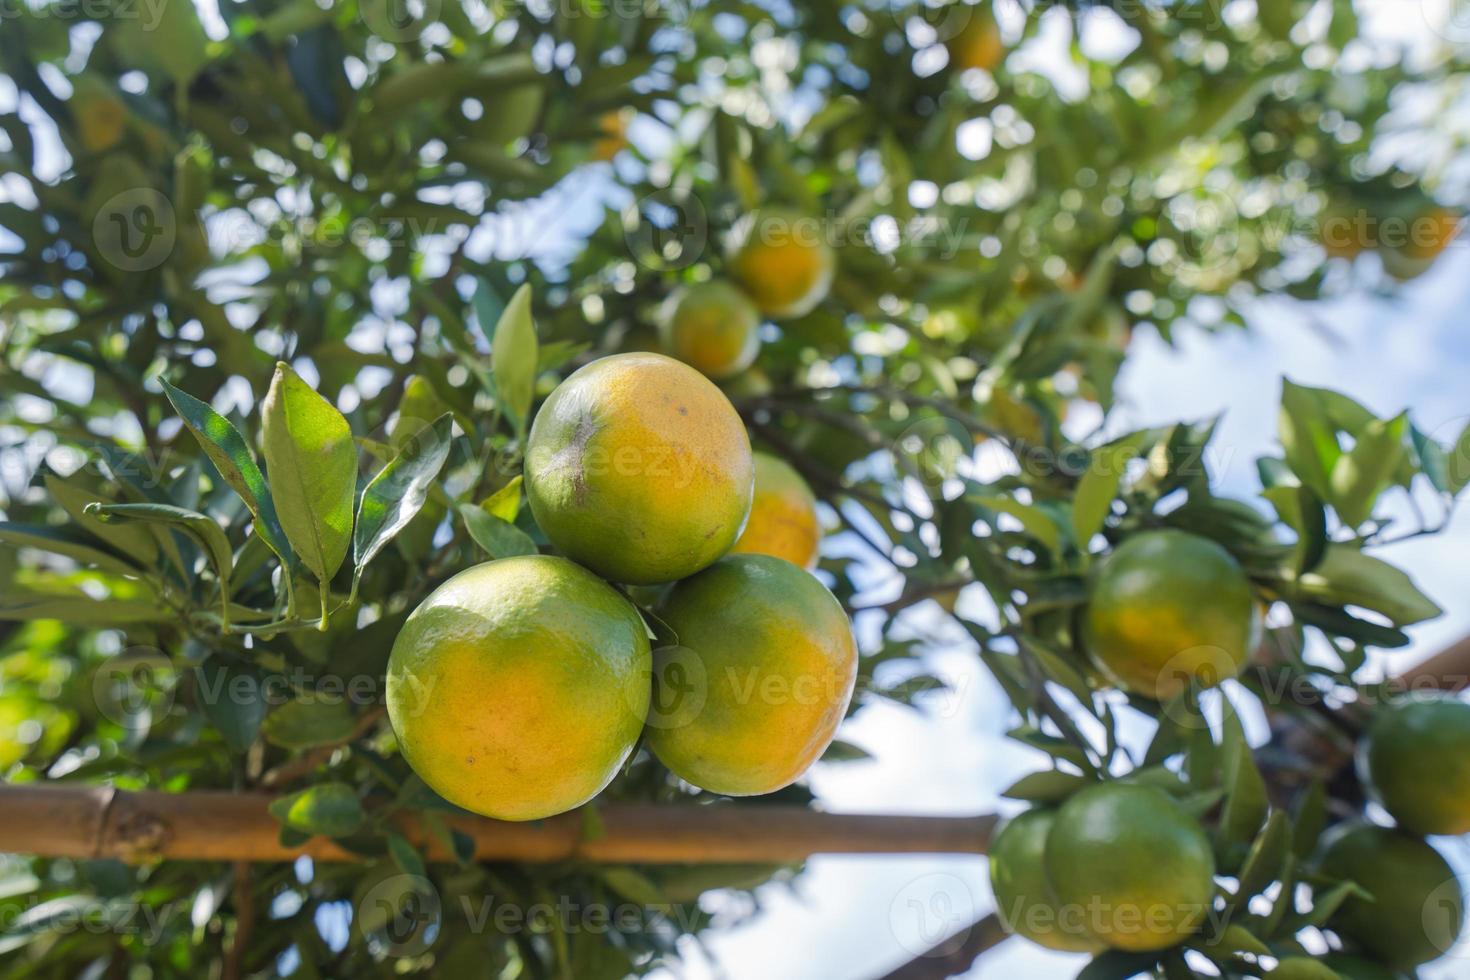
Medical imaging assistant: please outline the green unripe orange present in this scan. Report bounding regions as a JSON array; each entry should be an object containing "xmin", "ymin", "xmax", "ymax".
[
  {"xmin": 989, "ymin": 808, "xmax": 1105, "ymax": 953},
  {"xmin": 1084, "ymin": 530, "xmax": 1260, "ymax": 700},
  {"xmin": 1045, "ymin": 783, "xmax": 1216, "ymax": 952},
  {"xmin": 1318, "ymin": 822, "xmax": 1463, "ymax": 969},
  {"xmin": 1359, "ymin": 692, "xmax": 1470, "ymax": 836}
]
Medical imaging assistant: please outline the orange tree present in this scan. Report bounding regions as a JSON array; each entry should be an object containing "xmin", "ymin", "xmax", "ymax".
[{"xmin": 2, "ymin": 0, "xmax": 1470, "ymax": 977}]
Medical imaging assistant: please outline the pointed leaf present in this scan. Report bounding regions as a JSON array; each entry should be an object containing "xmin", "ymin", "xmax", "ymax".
[
  {"xmin": 1328, "ymin": 412, "xmax": 1408, "ymax": 528},
  {"xmin": 162, "ymin": 379, "xmax": 294, "ymax": 567},
  {"xmin": 1072, "ymin": 431, "xmax": 1147, "ymax": 545},
  {"xmin": 354, "ymin": 414, "xmax": 453, "ymax": 574},
  {"xmin": 1279, "ymin": 380, "xmax": 1340, "ymax": 498},
  {"xmin": 261, "ymin": 362, "xmax": 358, "ymax": 584},
  {"xmin": 1293, "ymin": 545, "xmax": 1442, "ymax": 627},
  {"xmin": 43, "ymin": 472, "xmax": 157, "ymax": 564},
  {"xmin": 459, "ymin": 504, "xmax": 537, "ymax": 559},
  {"xmin": 491, "ymin": 283, "xmax": 538, "ymax": 434},
  {"xmin": 0, "ymin": 522, "xmax": 143, "ymax": 578},
  {"xmin": 268, "ymin": 783, "xmax": 365, "ymax": 838}
]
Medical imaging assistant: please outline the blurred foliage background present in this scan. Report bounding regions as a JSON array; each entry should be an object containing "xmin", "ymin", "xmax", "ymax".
[{"xmin": 2, "ymin": 0, "xmax": 1470, "ymax": 977}]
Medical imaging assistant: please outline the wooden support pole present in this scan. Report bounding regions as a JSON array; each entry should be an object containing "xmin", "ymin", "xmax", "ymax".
[{"xmin": 0, "ymin": 784, "xmax": 997, "ymax": 866}]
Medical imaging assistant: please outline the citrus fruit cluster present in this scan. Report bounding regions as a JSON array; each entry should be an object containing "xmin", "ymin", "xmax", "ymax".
[
  {"xmin": 990, "ymin": 783, "xmax": 1215, "ymax": 954},
  {"xmin": 995, "ymin": 527, "xmax": 1470, "ymax": 968},
  {"xmin": 386, "ymin": 353, "xmax": 856, "ymax": 821},
  {"xmin": 659, "ymin": 208, "xmax": 835, "ymax": 379}
]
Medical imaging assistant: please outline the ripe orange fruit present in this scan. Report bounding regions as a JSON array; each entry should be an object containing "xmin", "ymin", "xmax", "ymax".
[
  {"xmin": 1319, "ymin": 203, "xmax": 1371, "ymax": 259},
  {"xmin": 989, "ymin": 808, "xmax": 1105, "ymax": 953},
  {"xmin": 592, "ymin": 108, "xmax": 631, "ymax": 162},
  {"xmin": 1044, "ymin": 783, "xmax": 1216, "ymax": 952},
  {"xmin": 1083, "ymin": 530, "xmax": 1260, "ymax": 700},
  {"xmin": 524, "ymin": 352, "xmax": 754, "ymax": 585},
  {"xmin": 1359, "ymin": 692, "xmax": 1470, "ymax": 836},
  {"xmin": 945, "ymin": 5, "xmax": 1005, "ymax": 73},
  {"xmin": 1381, "ymin": 207, "xmax": 1462, "ymax": 279},
  {"xmin": 660, "ymin": 279, "xmax": 762, "ymax": 379},
  {"xmin": 730, "ymin": 452, "xmax": 821, "ymax": 570},
  {"xmin": 385, "ymin": 556, "xmax": 651, "ymax": 821},
  {"xmin": 1317, "ymin": 822, "xmax": 1463, "ymax": 969},
  {"xmin": 648, "ymin": 554, "xmax": 857, "ymax": 796},
  {"xmin": 728, "ymin": 209, "xmax": 836, "ymax": 319}
]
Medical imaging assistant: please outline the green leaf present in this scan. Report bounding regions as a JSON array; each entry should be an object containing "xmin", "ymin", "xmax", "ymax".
[
  {"xmin": 196, "ymin": 656, "xmax": 267, "ymax": 753},
  {"xmin": 1262, "ymin": 483, "xmax": 1327, "ymax": 573},
  {"xmin": 1328, "ymin": 412, "xmax": 1407, "ymax": 528},
  {"xmin": 268, "ymin": 783, "xmax": 365, "ymax": 838},
  {"xmin": 1000, "ymin": 769, "xmax": 1092, "ymax": 803},
  {"xmin": 0, "ymin": 593, "xmax": 167, "ymax": 624},
  {"xmin": 1291, "ymin": 781, "xmax": 1327, "ymax": 857},
  {"xmin": 459, "ymin": 504, "xmax": 537, "ymax": 559},
  {"xmin": 1076, "ymin": 950, "xmax": 1163, "ymax": 980},
  {"xmin": 386, "ymin": 832, "xmax": 428, "ymax": 878},
  {"xmin": 1202, "ymin": 923, "xmax": 1271, "ymax": 958},
  {"xmin": 471, "ymin": 277, "xmax": 505, "ymax": 344},
  {"xmin": 354, "ymin": 414, "xmax": 453, "ymax": 578},
  {"xmin": 1293, "ymin": 545, "xmax": 1442, "ymax": 627},
  {"xmin": 1449, "ymin": 421, "xmax": 1470, "ymax": 495},
  {"xmin": 968, "ymin": 494, "xmax": 1062, "ymax": 554},
  {"xmin": 85, "ymin": 503, "xmax": 233, "ymax": 622},
  {"xmin": 0, "ymin": 522, "xmax": 143, "ymax": 579},
  {"xmin": 1235, "ymin": 809, "xmax": 1291, "ymax": 900},
  {"xmin": 598, "ymin": 867, "xmax": 670, "ymax": 907},
  {"xmin": 262, "ymin": 698, "xmax": 358, "ymax": 750},
  {"xmin": 261, "ymin": 362, "xmax": 358, "ymax": 588},
  {"xmin": 1072, "ymin": 431, "xmax": 1147, "ymax": 545},
  {"xmin": 43, "ymin": 472, "xmax": 158, "ymax": 565},
  {"xmin": 490, "ymin": 283, "xmax": 538, "ymax": 434},
  {"xmin": 820, "ymin": 739, "xmax": 873, "ymax": 762},
  {"xmin": 161, "ymin": 379, "xmax": 294, "ymax": 568},
  {"xmin": 1279, "ymin": 380, "xmax": 1340, "ymax": 499},
  {"xmin": 481, "ymin": 475, "xmax": 523, "ymax": 522}
]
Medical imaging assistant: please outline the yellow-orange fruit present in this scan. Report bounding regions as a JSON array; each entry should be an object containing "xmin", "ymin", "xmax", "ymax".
[
  {"xmin": 660, "ymin": 279, "xmax": 762, "ymax": 379},
  {"xmin": 946, "ymin": 6, "xmax": 1005, "ymax": 73},
  {"xmin": 524, "ymin": 352, "xmax": 754, "ymax": 584},
  {"xmin": 649, "ymin": 554, "xmax": 857, "ymax": 796},
  {"xmin": 730, "ymin": 452, "xmax": 820, "ymax": 570},
  {"xmin": 728, "ymin": 209, "xmax": 836, "ymax": 319},
  {"xmin": 385, "ymin": 556, "xmax": 651, "ymax": 821}
]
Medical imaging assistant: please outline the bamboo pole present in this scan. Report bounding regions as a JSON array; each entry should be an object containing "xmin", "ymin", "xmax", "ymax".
[{"xmin": 0, "ymin": 784, "xmax": 997, "ymax": 866}]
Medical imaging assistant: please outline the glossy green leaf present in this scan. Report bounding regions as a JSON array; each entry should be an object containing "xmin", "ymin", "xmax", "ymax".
[
  {"xmin": 268, "ymin": 783, "xmax": 365, "ymax": 838},
  {"xmin": 161, "ymin": 379, "xmax": 294, "ymax": 568},
  {"xmin": 86, "ymin": 502, "xmax": 233, "ymax": 626},
  {"xmin": 491, "ymin": 283, "xmax": 538, "ymax": 434},
  {"xmin": 261, "ymin": 362, "xmax": 358, "ymax": 587},
  {"xmin": 354, "ymin": 414, "xmax": 453, "ymax": 577},
  {"xmin": 459, "ymin": 504, "xmax": 537, "ymax": 559}
]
